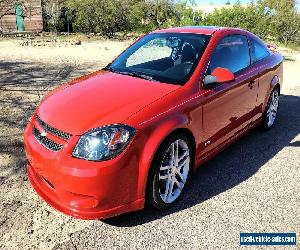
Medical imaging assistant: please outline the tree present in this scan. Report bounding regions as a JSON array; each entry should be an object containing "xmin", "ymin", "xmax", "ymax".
[
  {"xmin": 168, "ymin": 1, "xmax": 203, "ymax": 27},
  {"xmin": 144, "ymin": 0, "xmax": 176, "ymax": 28},
  {"xmin": 65, "ymin": 0, "xmax": 177, "ymax": 36},
  {"xmin": 35, "ymin": 0, "xmax": 300, "ymax": 45},
  {"xmin": 257, "ymin": 0, "xmax": 300, "ymax": 45},
  {"xmin": 204, "ymin": 3, "xmax": 251, "ymax": 29},
  {"xmin": 203, "ymin": 0, "xmax": 300, "ymax": 45},
  {"xmin": 66, "ymin": 0, "xmax": 145, "ymax": 37},
  {"xmin": 42, "ymin": 0, "xmax": 67, "ymax": 33}
]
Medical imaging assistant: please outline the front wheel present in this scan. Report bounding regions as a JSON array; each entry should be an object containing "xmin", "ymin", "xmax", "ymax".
[
  {"xmin": 146, "ymin": 134, "xmax": 192, "ymax": 210},
  {"xmin": 261, "ymin": 87, "xmax": 279, "ymax": 130}
]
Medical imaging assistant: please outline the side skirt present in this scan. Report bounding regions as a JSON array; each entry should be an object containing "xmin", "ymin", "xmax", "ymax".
[{"xmin": 194, "ymin": 117, "xmax": 262, "ymax": 170}]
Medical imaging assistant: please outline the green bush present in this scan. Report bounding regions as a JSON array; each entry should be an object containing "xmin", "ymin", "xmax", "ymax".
[
  {"xmin": 203, "ymin": 0, "xmax": 300, "ymax": 45},
  {"xmin": 42, "ymin": 0, "xmax": 300, "ymax": 46}
]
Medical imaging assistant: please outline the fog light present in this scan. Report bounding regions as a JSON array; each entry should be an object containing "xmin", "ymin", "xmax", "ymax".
[
  {"xmin": 57, "ymin": 190, "xmax": 100, "ymax": 209},
  {"xmin": 70, "ymin": 196, "xmax": 99, "ymax": 209}
]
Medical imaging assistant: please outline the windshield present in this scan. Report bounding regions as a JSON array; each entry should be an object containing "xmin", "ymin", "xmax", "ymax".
[{"xmin": 105, "ymin": 33, "xmax": 211, "ymax": 85}]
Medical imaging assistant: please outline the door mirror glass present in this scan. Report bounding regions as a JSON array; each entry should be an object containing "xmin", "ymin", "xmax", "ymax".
[{"xmin": 204, "ymin": 67, "xmax": 235, "ymax": 86}]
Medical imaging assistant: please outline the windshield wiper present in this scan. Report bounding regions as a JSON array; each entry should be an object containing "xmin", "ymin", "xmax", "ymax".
[
  {"xmin": 118, "ymin": 71, "xmax": 154, "ymax": 81},
  {"xmin": 104, "ymin": 67, "xmax": 155, "ymax": 81}
]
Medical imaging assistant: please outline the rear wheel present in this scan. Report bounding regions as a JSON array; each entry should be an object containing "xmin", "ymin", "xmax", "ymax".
[
  {"xmin": 146, "ymin": 134, "xmax": 192, "ymax": 210},
  {"xmin": 261, "ymin": 87, "xmax": 279, "ymax": 130}
]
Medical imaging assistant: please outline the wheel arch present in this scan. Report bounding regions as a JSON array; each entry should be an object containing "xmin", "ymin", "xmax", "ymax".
[
  {"xmin": 262, "ymin": 75, "xmax": 281, "ymax": 113},
  {"xmin": 271, "ymin": 75, "xmax": 281, "ymax": 95},
  {"xmin": 261, "ymin": 77, "xmax": 280, "ymax": 130},
  {"xmin": 136, "ymin": 116, "xmax": 196, "ymax": 200}
]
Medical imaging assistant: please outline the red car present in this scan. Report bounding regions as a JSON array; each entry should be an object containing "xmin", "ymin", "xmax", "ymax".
[{"xmin": 24, "ymin": 26, "xmax": 283, "ymax": 219}]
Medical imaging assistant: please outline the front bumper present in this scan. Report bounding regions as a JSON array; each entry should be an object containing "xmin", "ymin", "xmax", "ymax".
[
  {"xmin": 27, "ymin": 164, "xmax": 144, "ymax": 219},
  {"xmin": 24, "ymin": 120, "xmax": 144, "ymax": 220}
]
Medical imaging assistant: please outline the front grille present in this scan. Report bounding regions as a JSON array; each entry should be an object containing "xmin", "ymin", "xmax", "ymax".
[
  {"xmin": 33, "ymin": 126, "xmax": 63, "ymax": 151},
  {"xmin": 36, "ymin": 116, "xmax": 71, "ymax": 140}
]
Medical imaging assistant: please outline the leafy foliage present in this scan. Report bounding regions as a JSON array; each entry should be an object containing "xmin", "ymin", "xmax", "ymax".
[
  {"xmin": 42, "ymin": 0, "xmax": 67, "ymax": 32},
  {"xmin": 40, "ymin": 0, "xmax": 300, "ymax": 45},
  {"xmin": 257, "ymin": 0, "xmax": 300, "ymax": 45},
  {"xmin": 66, "ymin": 0, "xmax": 150, "ymax": 37}
]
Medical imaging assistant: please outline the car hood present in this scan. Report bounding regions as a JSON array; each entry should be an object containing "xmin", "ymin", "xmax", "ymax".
[{"xmin": 37, "ymin": 70, "xmax": 180, "ymax": 135}]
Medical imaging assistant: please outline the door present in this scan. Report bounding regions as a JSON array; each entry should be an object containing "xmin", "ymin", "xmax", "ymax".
[
  {"xmin": 249, "ymin": 38, "xmax": 273, "ymax": 113},
  {"xmin": 16, "ymin": 4, "xmax": 25, "ymax": 32},
  {"xmin": 201, "ymin": 34, "xmax": 259, "ymax": 156}
]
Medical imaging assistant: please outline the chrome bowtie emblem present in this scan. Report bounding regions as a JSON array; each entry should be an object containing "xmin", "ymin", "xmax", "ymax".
[{"xmin": 40, "ymin": 130, "xmax": 47, "ymax": 137}]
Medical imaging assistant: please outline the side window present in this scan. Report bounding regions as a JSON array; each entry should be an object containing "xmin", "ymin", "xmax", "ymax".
[
  {"xmin": 209, "ymin": 35, "xmax": 251, "ymax": 74},
  {"xmin": 252, "ymin": 40, "xmax": 270, "ymax": 62}
]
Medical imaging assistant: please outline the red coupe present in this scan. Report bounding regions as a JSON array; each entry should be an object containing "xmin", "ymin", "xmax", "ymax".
[{"xmin": 24, "ymin": 26, "xmax": 283, "ymax": 219}]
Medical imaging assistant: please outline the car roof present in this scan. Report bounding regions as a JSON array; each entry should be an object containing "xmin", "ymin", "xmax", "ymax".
[{"xmin": 152, "ymin": 26, "xmax": 244, "ymax": 36}]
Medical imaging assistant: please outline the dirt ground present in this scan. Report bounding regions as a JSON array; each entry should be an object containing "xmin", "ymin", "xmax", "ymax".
[{"xmin": 0, "ymin": 39, "xmax": 299, "ymax": 250}]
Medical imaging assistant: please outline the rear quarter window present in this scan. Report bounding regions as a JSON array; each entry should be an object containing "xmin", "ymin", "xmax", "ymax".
[{"xmin": 252, "ymin": 39, "xmax": 270, "ymax": 63}]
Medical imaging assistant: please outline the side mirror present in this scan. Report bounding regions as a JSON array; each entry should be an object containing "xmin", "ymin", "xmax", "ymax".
[{"xmin": 204, "ymin": 67, "xmax": 235, "ymax": 87}]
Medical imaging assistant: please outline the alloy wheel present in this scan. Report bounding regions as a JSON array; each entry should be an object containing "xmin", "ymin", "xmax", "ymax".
[
  {"xmin": 267, "ymin": 89, "xmax": 279, "ymax": 127},
  {"xmin": 158, "ymin": 139, "xmax": 190, "ymax": 204}
]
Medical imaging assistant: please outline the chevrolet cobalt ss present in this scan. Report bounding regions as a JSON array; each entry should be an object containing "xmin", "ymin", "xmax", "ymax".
[{"xmin": 24, "ymin": 26, "xmax": 283, "ymax": 219}]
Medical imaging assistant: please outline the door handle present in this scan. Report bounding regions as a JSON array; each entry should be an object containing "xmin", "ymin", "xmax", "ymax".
[{"xmin": 248, "ymin": 80, "xmax": 255, "ymax": 89}]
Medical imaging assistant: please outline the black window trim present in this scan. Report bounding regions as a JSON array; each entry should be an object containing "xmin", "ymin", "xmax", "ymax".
[
  {"xmin": 234, "ymin": 34, "xmax": 252, "ymax": 75},
  {"xmin": 249, "ymin": 37, "xmax": 271, "ymax": 65}
]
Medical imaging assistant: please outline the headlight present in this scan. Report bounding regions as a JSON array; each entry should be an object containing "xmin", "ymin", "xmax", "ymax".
[{"xmin": 72, "ymin": 124, "xmax": 136, "ymax": 161}]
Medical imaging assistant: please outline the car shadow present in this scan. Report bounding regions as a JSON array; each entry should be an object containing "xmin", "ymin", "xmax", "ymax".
[{"xmin": 104, "ymin": 93, "xmax": 300, "ymax": 227}]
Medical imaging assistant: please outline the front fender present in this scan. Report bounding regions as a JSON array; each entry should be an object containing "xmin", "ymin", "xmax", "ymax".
[{"xmin": 136, "ymin": 114, "xmax": 190, "ymax": 199}]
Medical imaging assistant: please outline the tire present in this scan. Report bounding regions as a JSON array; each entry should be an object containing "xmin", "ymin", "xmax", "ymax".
[
  {"xmin": 146, "ymin": 133, "xmax": 192, "ymax": 210},
  {"xmin": 261, "ymin": 87, "xmax": 280, "ymax": 130}
]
